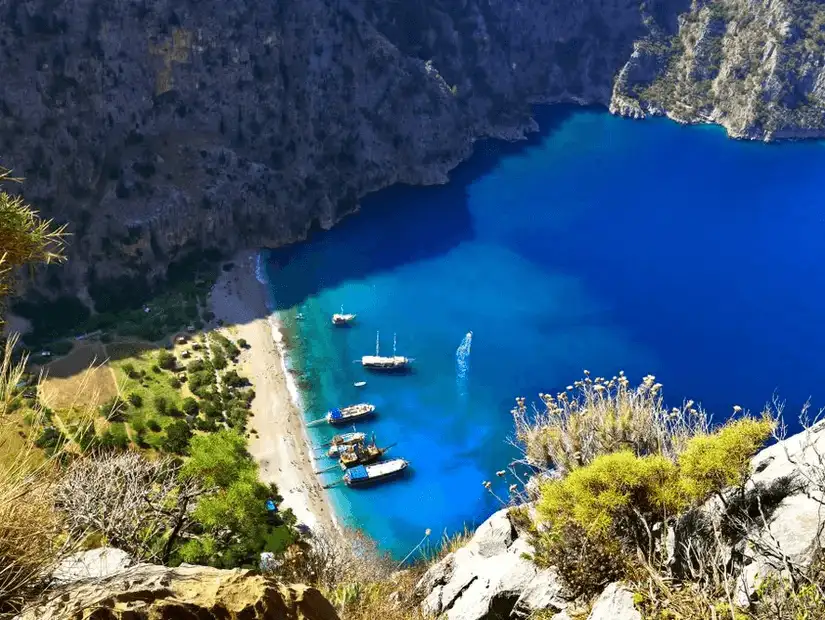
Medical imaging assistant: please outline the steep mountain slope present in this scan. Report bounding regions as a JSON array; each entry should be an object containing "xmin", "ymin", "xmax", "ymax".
[{"xmin": 2, "ymin": 0, "xmax": 822, "ymax": 308}]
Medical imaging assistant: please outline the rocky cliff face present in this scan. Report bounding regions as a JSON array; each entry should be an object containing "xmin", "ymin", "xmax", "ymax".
[
  {"xmin": 2, "ymin": 0, "xmax": 821, "ymax": 308},
  {"xmin": 0, "ymin": 0, "xmax": 682, "ymax": 308},
  {"xmin": 611, "ymin": 0, "xmax": 825, "ymax": 139}
]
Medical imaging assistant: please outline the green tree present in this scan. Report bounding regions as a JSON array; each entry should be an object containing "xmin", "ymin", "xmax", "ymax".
[
  {"xmin": 211, "ymin": 350, "xmax": 227, "ymax": 370},
  {"xmin": 178, "ymin": 430, "xmax": 282, "ymax": 566},
  {"xmin": 157, "ymin": 350, "xmax": 176, "ymax": 370},
  {"xmin": 162, "ymin": 420, "xmax": 191, "ymax": 454}
]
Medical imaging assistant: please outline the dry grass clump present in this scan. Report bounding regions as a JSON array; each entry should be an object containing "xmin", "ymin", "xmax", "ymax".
[
  {"xmin": 513, "ymin": 371, "xmax": 710, "ymax": 475},
  {"xmin": 0, "ymin": 336, "xmax": 87, "ymax": 617}
]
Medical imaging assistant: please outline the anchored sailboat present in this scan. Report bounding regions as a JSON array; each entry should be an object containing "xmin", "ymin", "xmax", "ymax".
[
  {"xmin": 332, "ymin": 305, "xmax": 356, "ymax": 326},
  {"xmin": 361, "ymin": 331, "xmax": 413, "ymax": 371}
]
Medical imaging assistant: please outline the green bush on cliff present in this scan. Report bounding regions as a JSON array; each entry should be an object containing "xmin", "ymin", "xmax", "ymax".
[
  {"xmin": 528, "ymin": 374, "xmax": 775, "ymax": 597},
  {"xmin": 678, "ymin": 417, "xmax": 775, "ymax": 502}
]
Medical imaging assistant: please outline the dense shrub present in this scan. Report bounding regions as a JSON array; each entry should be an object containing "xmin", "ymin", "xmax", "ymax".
[
  {"xmin": 154, "ymin": 395, "xmax": 169, "ymax": 416},
  {"xmin": 678, "ymin": 417, "xmax": 775, "ymax": 502},
  {"xmin": 147, "ymin": 418, "xmax": 162, "ymax": 432},
  {"xmin": 97, "ymin": 422, "xmax": 130, "ymax": 450},
  {"xmin": 182, "ymin": 397, "xmax": 199, "ymax": 417},
  {"xmin": 127, "ymin": 392, "xmax": 143, "ymax": 407},
  {"xmin": 533, "ymin": 415, "xmax": 774, "ymax": 596}
]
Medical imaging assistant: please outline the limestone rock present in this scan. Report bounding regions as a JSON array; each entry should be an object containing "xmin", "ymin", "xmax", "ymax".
[
  {"xmin": 417, "ymin": 508, "xmax": 571, "ymax": 620},
  {"xmin": 512, "ymin": 567, "xmax": 570, "ymax": 617},
  {"xmin": 587, "ymin": 583, "xmax": 641, "ymax": 620},
  {"xmin": 732, "ymin": 421, "xmax": 825, "ymax": 603},
  {"xmin": 19, "ymin": 562, "xmax": 339, "ymax": 620},
  {"xmin": 51, "ymin": 547, "xmax": 136, "ymax": 585},
  {"xmin": 611, "ymin": 0, "xmax": 825, "ymax": 140}
]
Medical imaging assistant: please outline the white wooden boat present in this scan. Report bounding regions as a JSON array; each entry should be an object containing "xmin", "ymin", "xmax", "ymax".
[
  {"xmin": 325, "ymin": 403, "xmax": 375, "ymax": 426},
  {"xmin": 344, "ymin": 458, "xmax": 409, "ymax": 487},
  {"xmin": 361, "ymin": 332, "xmax": 413, "ymax": 371}
]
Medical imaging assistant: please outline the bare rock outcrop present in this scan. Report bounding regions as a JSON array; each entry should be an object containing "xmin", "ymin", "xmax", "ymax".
[
  {"xmin": 19, "ymin": 561, "xmax": 339, "ymax": 620},
  {"xmin": 416, "ymin": 508, "xmax": 570, "ymax": 620}
]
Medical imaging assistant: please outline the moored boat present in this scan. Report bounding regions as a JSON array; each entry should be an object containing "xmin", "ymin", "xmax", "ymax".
[
  {"xmin": 354, "ymin": 381, "xmax": 367, "ymax": 388},
  {"xmin": 325, "ymin": 431, "xmax": 366, "ymax": 457},
  {"xmin": 361, "ymin": 332, "xmax": 413, "ymax": 372},
  {"xmin": 344, "ymin": 458, "xmax": 409, "ymax": 487},
  {"xmin": 339, "ymin": 441, "xmax": 388, "ymax": 469},
  {"xmin": 325, "ymin": 403, "xmax": 375, "ymax": 426},
  {"xmin": 361, "ymin": 355, "xmax": 412, "ymax": 370},
  {"xmin": 332, "ymin": 305, "xmax": 356, "ymax": 326}
]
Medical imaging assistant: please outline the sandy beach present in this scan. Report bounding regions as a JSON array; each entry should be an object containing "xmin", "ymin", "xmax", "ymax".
[{"xmin": 209, "ymin": 250, "xmax": 338, "ymax": 535}]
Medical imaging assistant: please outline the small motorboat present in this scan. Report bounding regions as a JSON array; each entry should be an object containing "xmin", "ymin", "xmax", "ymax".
[
  {"xmin": 354, "ymin": 381, "xmax": 367, "ymax": 388},
  {"xmin": 343, "ymin": 458, "xmax": 409, "ymax": 487}
]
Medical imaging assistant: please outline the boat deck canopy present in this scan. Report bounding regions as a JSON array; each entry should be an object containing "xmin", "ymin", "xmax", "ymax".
[{"xmin": 348, "ymin": 465, "xmax": 369, "ymax": 481}]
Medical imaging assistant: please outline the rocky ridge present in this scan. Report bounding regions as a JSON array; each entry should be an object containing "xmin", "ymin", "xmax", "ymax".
[
  {"xmin": 18, "ymin": 558, "xmax": 339, "ymax": 620},
  {"xmin": 611, "ymin": 0, "xmax": 825, "ymax": 140}
]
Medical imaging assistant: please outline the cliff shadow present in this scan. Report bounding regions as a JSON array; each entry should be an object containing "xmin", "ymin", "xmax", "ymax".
[{"xmin": 264, "ymin": 104, "xmax": 580, "ymax": 310}]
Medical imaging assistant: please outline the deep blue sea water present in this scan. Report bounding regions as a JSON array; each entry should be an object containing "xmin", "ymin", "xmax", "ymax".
[{"xmin": 263, "ymin": 105, "xmax": 825, "ymax": 557}]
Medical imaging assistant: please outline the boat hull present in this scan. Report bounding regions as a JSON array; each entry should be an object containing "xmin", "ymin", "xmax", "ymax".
[
  {"xmin": 327, "ymin": 411, "xmax": 373, "ymax": 426},
  {"xmin": 362, "ymin": 362, "xmax": 412, "ymax": 374}
]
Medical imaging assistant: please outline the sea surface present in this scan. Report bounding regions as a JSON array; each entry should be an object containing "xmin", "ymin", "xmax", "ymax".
[{"xmin": 262, "ymin": 105, "xmax": 825, "ymax": 558}]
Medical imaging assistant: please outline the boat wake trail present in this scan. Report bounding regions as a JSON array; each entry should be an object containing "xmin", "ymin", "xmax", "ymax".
[{"xmin": 456, "ymin": 331, "xmax": 473, "ymax": 399}]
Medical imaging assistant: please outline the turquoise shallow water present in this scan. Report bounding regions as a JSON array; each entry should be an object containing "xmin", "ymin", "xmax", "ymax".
[{"xmin": 263, "ymin": 105, "xmax": 825, "ymax": 557}]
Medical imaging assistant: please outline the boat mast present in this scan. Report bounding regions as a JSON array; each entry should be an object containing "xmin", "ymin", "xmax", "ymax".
[
  {"xmin": 375, "ymin": 331, "xmax": 380, "ymax": 356},
  {"xmin": 393, "ymin": 333, "xmax": 397, "ymax": 356}
]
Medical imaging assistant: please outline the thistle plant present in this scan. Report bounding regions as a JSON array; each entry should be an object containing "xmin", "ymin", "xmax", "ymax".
[{"xmin": 511, "ymin": 370, "xmax": 711, "ymax": 475}]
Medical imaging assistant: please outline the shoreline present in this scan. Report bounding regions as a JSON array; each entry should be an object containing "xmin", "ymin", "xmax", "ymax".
[{"xmin": 209, "ymin": 250, "xmax": 339, "ymax": 537}]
